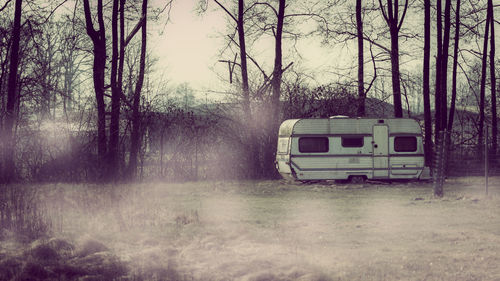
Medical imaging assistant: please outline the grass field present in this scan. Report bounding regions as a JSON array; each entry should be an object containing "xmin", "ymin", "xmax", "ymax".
[{"xmin": 1, "ymin": 177, "xmax": 499, "ymax": 280}]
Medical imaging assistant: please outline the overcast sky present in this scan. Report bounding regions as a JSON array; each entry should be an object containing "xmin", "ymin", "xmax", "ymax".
[
  {"xmin": 150, "ymin": 1, "xmax": 227, "ymax": 92},
  {"xmin": 148, "ymin": 0, "xmax": 349, "ymax": 96}
]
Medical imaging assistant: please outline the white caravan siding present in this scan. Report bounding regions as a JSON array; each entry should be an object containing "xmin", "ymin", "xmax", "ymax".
[{"xmin": 276, "ymin": 118, "xmax": 425, "ymax": 181}]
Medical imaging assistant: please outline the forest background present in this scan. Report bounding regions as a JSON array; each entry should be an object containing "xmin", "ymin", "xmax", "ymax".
[{"xmin": 0, "ymin": 0, "xmax": 499, "ymax": 183}]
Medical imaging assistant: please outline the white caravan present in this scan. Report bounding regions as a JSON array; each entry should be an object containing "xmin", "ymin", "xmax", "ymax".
[{"xmin": 276, "ymin": 117, "xmax": 430, "ymax": 182}]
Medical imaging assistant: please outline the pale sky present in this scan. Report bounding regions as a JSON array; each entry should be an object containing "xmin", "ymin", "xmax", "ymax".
[
  {"xmin": 147, "ymin": 0, "xmax": 403, "ymax": 97},
  {"xmin": 149, "ymin": 0, "xmax": 345, "ymax": 95},
  {"xmin": 150, "ymin": 0, "xmax": 228, "ymax": 91}
]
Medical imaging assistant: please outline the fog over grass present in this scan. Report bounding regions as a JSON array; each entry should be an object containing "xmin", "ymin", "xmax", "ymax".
[{"xmin": 1, "ymin": 178, "xmax": 500, "ymax": 280}]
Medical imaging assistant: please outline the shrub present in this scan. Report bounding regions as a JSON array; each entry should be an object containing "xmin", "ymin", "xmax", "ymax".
[{"xmin": 0, "ymin": 184, "xmax": 51, "ymax": 242}]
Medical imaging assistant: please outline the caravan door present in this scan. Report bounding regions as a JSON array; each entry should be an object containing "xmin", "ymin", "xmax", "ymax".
[{"xmin": 372, "ymin": 124, "xmax": 389, "ymax": 178}]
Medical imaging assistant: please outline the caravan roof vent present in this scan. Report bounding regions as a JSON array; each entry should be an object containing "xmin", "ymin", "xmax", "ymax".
[{"xmin": 329, "ymin": 115, "xmax": 350, "ymax": 119}]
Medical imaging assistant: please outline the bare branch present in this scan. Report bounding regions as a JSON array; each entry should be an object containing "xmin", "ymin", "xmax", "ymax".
[
  {"xmin": 245, "ymin": 2, "xmax": 278, "ymax": 18},
  {"xmin": 155, "ymin": 0, "xmax": 173, "ymax": 16},
  {"xmin": 364, "ymin": 43, "xmax": 378, "ymax": 96},
  {"xmin": 230, "ymin": 52, "xmax": 237, "ymax": 82},
  {"xmin": 226, "ymin": 34, "xmax": 269, "ymax": 79},
  {"xmin": 35, "ymin": 0, "xmax": 70, "ymax": 25},
  {"xmin": 254, "ymin": 62, "xmax": 293, "ymax": 99},
  {"xmin": 219, "ymin": 53, "xmax": 239, "ymax": 83},
  {"xmin": 218, "ymin": 60, "xmax": 241, "ymax": 68},
  {"xmin": 0, "ymin": 0, "xmax": 12, "ymax": 12},
  {"xmin": 120, "ymin": 91, "xmax": 132, "ymax": 108},
  {"xmin": 213, "ymin": 0, "xmax": 237, "ymax": 22},
  {"xmin": 377, "ymin": 0, "xmax": 390, "ymax": 23},
  {"xmin": 124, "ymin": 15, "xmax": 145, "ymax": 46},
  {"xmin": 397, "ymin": 0, "xmax": 409, "ymax": 31},
  {"xmin": 282, "ymin": 61, "xmax": 294, "ymax": 73},
  {"xmin": 338, "ymin": 28, "xmax": 391, "ymax": 54}
]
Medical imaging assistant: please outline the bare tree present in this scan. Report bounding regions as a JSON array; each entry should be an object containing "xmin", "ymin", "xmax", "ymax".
[
  {"xmin": 214, "ymin": 0, "xmax": 262, "ymax": 178},
  {"xmin": 356, "ymin": 0, "xmax": 365, "ymax": 117},
  {"xmin": 434, "ymin": 0, "xmax": 443, "ymax": 138},
  {"xmin": 83, "ymin": 0, "xmax": 107, "ymax": 177},
  {"xmin": 478, "ymin": 0, "xmax": 492, "ymax": 154},
  {"xmin": 377, "ymin": 0, "xmax": 408, "ymax": 118},
  {"xmin": 30, "ymin": 20, "xmax": 61, "ymax": 120},
  {"xmin": 59, "ymin": 10, "xmax": 86, "ymax": 116},
  {"xmin": 434, "ymin": 0, "xmax": 452, "ymax": 136},
  {"xmin": 108, "ymin": 0, "xmax": 121, "ymax": 180},
  {"xmin": 422, "ymin": 0, "xmax": 432, "ymax": 168},
  {"xmin": 264, "ymin": 0, "xmax": 286, "ymax": 178},
  {"xmin": 2, "ymin": 0, "xmax": 22, "ymax": 183},
  {"xmin": 128, "ymin": 0, "xmax": 148, "ymax": 180},
  {"xmin": 211, "ymin": 0, "xmax": 292, "ymax": 178},
  {"xmin": 488, "ymin": 0, "xmax": 496, "ymax": 155},
  {"xmin": 447, "ymin": 0, "xmax": 461, "ymax": 134}
]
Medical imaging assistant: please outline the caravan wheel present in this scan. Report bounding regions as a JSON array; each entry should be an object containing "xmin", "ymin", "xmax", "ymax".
[{"xmin": 349, "ymin": 176, "xmax": 366, "ymax": 184}]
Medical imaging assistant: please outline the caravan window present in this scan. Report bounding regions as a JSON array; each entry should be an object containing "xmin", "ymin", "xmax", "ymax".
[
  {"xmin": 394, "ymin": 136, "xmax": 417, "ymax": 152},
  {"xmin": 299, "ymin": 137, "xmax": 329, "ymax": 153},
  {"xmin": 341, "ymin": 136, "xmax": 364, "ymax": 148}
]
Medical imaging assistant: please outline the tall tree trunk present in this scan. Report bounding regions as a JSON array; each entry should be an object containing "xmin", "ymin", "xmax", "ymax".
[
  {"xmin": 434, "ymin": 0, "xmax": 443, "ymax": 137},
  {"xmin": 118, "ymin": 0, "xmax": 125, "ymax": 94},
  {"xmin": 213, "ymin": 0, "xmax": 261, "ymax": 178},
  {"xmin": 271, "ymin": 0, "xmax": 285, "ymax": 129},
  {"xmin": 128, "ymin": 0, "xmax": 148, "ymax": 180},
  {"xmin": 440, "ymin": 0, "xmax": 451, "ymax": 130},
  {"xmin": 489, "ymin": 0, "xmax": 496, "ymax": 155},
  {"xmin": 378, "ymin": 0, "xmax": 408, "ymax": 118},
  {"xmin": 356, "ymin": 0, "xmax": 365, "ymax": 117},
  {"xmin": 447, "ymin": 0, "xmax": 460, "ymax": 133},
  {"xmin": 390, "ymin": 26, "xmax": 402, "ymax": 118},
  {"xmin": 266, "ymin": 0, "xmax": 285, "ymax": 178},
  {"xmin": 237, "ymin": 0, "xmax": 259, "ymax": 178},
  {"xmin": 478, "ymin": 0, "xmax": 491, "ymax": 155},
  {"xmin": 2, "ymin": 0, "xmax": 22, "ymax": 183},
  {"xmin": 422, "ymin": 0, "xmax": 432, "ymax": 168},
  {"xmin": 83, "ymin": 0, "xmax": 107, "ymax": 178},
  {"xmin": 238, "ymin": 0, "xmax": 249, "ymax": 125},
  {"xmin": 109, "ymin": 0, "xmax": 120, "ymax": 180}
]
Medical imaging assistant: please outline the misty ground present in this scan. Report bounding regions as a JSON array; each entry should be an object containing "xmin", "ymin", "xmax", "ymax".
[{"xmin": 1, "ymin": 177, "xmax": 500, "ymax": 281}]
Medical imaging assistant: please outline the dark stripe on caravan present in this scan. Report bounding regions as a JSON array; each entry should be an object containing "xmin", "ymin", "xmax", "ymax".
[
  {"xmin": 286, "ymin": 133, "xmax": 422, "ymax": 137},
  {"xmin": 292, "ymin": 166, "xmax": 424, "ymax": 172},
  {"xmin": 290, "ymin": 161, "xmax": 423, "ymax": 172},
  {"xmin": 389, "ymin": 154, "xmax": 425, "ymax": 157},
  {"xmin": 290, "ymin": 134, "xmax": 372, "ymax": 137},
  {"xmin": 290, "ymin": 154, "xmax": 425, "ymax": 158},
  {"xmin": 291, "ymin": 154, "xmax": 371, "ymax": 158},
  {"xmin": 389, "ymin": 133, "xmax": 423, "ymax": 137}
]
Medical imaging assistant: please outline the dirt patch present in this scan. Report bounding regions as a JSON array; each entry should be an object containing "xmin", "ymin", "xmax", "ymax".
[{"xmin": 1, "ymin": 177, "xmax": 499, "ymax": 280}]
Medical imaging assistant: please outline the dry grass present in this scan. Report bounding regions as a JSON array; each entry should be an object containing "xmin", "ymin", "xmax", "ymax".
[{"xmin": 1, "ymin": 177, "xmax": 499, "ymax": 280}]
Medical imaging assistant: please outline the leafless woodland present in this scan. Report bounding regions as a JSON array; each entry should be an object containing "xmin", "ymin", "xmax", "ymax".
[
  {"xmin": 0, "ymin": 0, "xmax": 498, "ymax": 183},
  {"xmin": 0, "ymin": 1, "xmax": 499, "ymax": 280}
]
